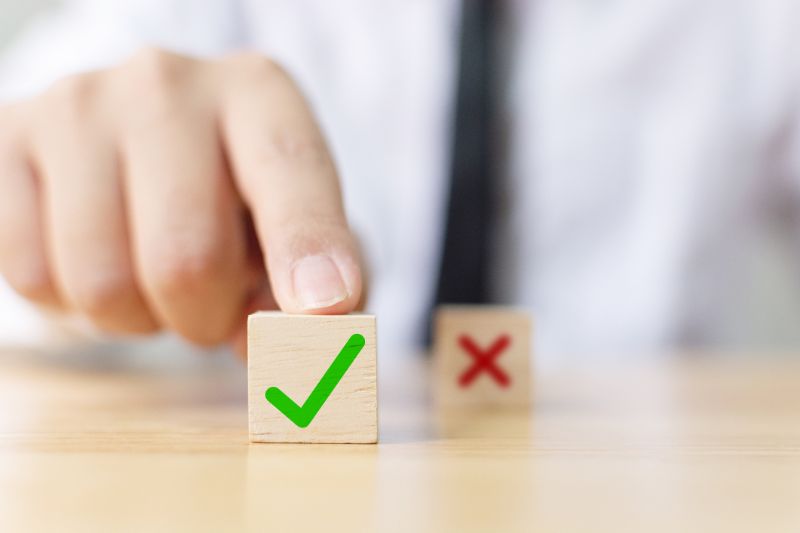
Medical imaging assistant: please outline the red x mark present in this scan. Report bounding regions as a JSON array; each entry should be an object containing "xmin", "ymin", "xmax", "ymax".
[{"xmin": 458, "ymin": 334, "xmax": 512, "ymax": 388}]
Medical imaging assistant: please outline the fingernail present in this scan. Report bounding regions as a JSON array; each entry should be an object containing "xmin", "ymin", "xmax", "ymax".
[{"xmin": 291, "ymin": 254, "xmax": 349, "ymax": 310}]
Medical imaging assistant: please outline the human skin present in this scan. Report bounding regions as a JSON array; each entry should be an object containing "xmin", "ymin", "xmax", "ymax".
[{"xmin": 0, "ymin": 48, "xmax": 363, "ymax": 355}]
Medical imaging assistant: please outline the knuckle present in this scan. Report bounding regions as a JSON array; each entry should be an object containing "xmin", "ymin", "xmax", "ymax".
[
  {"xmin": 69, "ymin": 271, "xmax": 135, "ymax": 317},
  {"xmin": 225, "ymin": 52, "xmax": 297, "ymax": 92},
  {"xmin": 128, "ymin": 47, "xmax": 186, "ymax": 85},
  {"xmin": 281, "ymin": 218, "xmax": 350, "ymax": 257},
  {"xmin": 45, "ymin": 73, "xmax": 98, "ymax": 121},
  {"xmin": 146, "ymin": 239, "xmax": 227, "ymax": 297},
  {"xmin": 261, "ymin": 131, "xmax": 331, "ymax": 168},
  {"xmin": 122, "ymin": 48, "xmax": 191, "ymax": 112},
  {"xmin": 226, "ymin": 52, "xmax": 283, "ymax": 80},
  {"xmin": 279, "ymin": 212, "xmax": 346, "ymax": 239}
]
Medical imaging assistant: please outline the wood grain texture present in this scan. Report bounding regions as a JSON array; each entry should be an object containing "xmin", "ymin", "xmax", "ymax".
[
  {"xmin": 433, "ymin": 305, "xmax": 532, "ymax": 407},
  {"xmin": 248, "ymin": 312, "xmax": 378, "ymax": 443},
  {"xmin": 2, "ymin": 349, "xmax": 800, "ymax": 532}
]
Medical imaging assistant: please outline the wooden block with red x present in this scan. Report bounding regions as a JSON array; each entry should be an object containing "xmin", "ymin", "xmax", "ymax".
[{"xmin": 433, "ymin": 306, "xmax": 532, "ymax": 407}]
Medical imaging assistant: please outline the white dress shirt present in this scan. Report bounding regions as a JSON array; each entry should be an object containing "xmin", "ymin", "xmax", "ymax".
[{"xmin": 2, "ymin": 0, "xmax": 800, "ymax": 364}]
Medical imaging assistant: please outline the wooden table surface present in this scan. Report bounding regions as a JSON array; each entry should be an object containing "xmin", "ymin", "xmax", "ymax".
[{"xmin": 0, "ymin": 348, "xmax": 799, "ymax": 532}]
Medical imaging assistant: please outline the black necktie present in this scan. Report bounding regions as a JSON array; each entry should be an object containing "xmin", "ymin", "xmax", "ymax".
[{"xmin": 433, "ymin": 0, "xmax": 500, "ymax": 307}]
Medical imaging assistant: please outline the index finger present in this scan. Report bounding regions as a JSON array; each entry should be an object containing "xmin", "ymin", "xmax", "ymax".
[{"xmin": 217, "ymin": 55, "xmax": 362, "ymax": 314}]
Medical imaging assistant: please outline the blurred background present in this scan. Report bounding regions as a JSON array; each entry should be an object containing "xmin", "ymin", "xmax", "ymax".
[
  {"xmin": 0, "ymin": 0, "xmax": 56, "ymax": 48},
  {"xmin": 2, "ymin": 1, "xmax": 800, "ymax": 364}
]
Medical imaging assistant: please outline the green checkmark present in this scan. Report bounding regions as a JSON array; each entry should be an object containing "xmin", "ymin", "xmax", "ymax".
[{"xmin": 265, "ymin": 333, "xmax": 366, "ymax": 428}]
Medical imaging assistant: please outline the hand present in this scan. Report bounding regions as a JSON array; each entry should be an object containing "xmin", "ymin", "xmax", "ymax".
[{"xmin": 0, "ymin": 48, "xmax": 363, "ymax": 353}]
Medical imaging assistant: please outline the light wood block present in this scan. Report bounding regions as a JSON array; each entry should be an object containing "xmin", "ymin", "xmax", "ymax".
[
  {"xmin": 433, "ymin": 305, "xmax": 532, "ymax": 407},
  {"xmin": 248, "ymin": 311, "xmax": 377, "ymax": 443}
]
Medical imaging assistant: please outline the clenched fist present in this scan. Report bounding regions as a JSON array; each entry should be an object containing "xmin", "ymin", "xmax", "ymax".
[{"xmin": 0, "ymin": 48, "xmax": 363, "ymax": 352}]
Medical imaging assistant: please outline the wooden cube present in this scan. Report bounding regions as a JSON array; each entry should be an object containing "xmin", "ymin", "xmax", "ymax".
[
  {"xmin": 248, "ymin": 312, "xmax": 378, "ymax": 443},
  {"xmin": 433, "ymin": 306, "xmax": 532, "ymax": 407}
]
